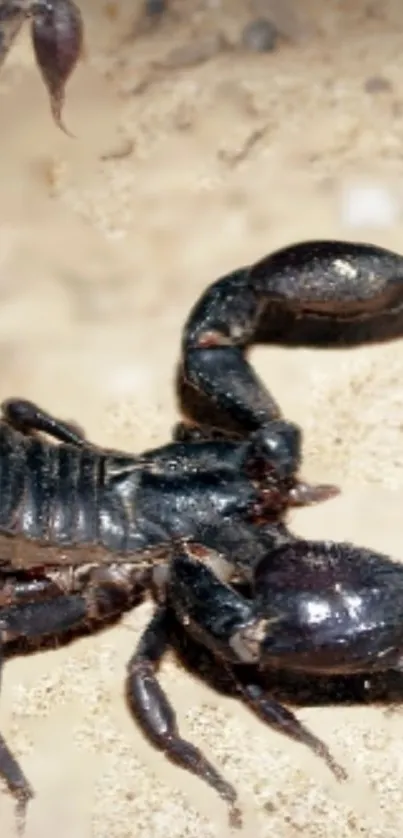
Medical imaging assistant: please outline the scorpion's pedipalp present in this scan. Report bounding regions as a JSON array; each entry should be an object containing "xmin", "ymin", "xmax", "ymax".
[
  {"xmin": 181, "ymin": 240, "xmax": 403, "ymax": 434},
  {"xmin": 166, "ymin": 549, "xmax": 347, "ymax": 783}
]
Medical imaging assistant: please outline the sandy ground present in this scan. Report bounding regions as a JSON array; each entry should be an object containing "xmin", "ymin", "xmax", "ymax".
[{"xmin": 2, "ymin": 0, "xmax": 403, "ymax": 835}]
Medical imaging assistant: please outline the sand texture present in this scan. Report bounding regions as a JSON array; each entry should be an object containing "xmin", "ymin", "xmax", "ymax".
[{"xmin": 2, "ymin": 1, "xmax": 403, "ymax": 836}]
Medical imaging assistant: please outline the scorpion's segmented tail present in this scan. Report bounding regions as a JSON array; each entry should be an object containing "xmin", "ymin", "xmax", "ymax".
[{"xmin": 181, "ymin": 239, "xmax": 403, "ymax": 432}]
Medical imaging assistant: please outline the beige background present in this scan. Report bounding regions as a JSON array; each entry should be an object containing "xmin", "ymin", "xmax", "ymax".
[{"xmin": 2, "ymin": 1, "xmax": 403, "ymax": 835}]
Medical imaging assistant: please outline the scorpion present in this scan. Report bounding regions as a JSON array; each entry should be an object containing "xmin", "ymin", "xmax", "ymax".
[{"xmin": 1, "ymin": 239, "xmax": 403, "ymax": 830}]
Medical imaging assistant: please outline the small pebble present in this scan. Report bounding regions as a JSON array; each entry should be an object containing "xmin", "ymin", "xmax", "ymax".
[
  {"xmin": 241, "ymin": 18, "xmax": 279, "ymax": 53},
  {"xmin": 364, "ymin": 75, "xmax": 392, "ymax": 94}
]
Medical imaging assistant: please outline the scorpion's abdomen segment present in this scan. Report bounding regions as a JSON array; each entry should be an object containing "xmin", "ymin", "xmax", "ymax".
[
  {"xmin": 0, "ymin": 426, "xmax": 98, "ymax": 543},
  {"xmin": 0, "ymin": 423, "xmax": 141, "ymax": 561}
]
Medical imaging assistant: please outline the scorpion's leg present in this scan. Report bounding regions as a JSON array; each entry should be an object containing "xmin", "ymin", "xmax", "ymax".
[
  {"xmin": 231, "ymin": 680, "xmax": 346, "ymax": 781},
  {"xmin": 126, "ymin": 606, "xmax": 242, "ymax": 828},
  {"xmin": 0, "ymin": 578, "xmax": 139, "ymax": 647},
  {"xmin": 165, "ymin": 549, "xmax": 346, "ymax": 784},
  {"xmin": 0, "ymin": 571, "xmax": 68, "ymax": 607},
  {"xmin": 0, "ymin": 564, "xmax": 148, "ymax": 645},
  {"xmin": 1, "ymin": 398, "xmax": 87, "ymax": 446},
  {"xmin": 0, "ymin": 565, "xmax": 147, "ymax": 828},
  {"xmin": 0, "ymin": 1, "xmax": 26, "ymax": 71},
  {"xmin": 0, "ymin": 653, "xmax": 33, "ymax": 835},
  {"xmin": 0, "ymin": 591, "xmax": 91, "ymax": 830},
  {"xmin": 181, "ymin": 240, "xmax": 403, "ymax": 433},
  {"xmin": 0, "ymin": 573, "xmax": 42, "ymax": 829}
]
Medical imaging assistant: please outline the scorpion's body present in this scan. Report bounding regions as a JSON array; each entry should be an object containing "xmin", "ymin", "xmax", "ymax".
[
  {"xmin": 2, "ymin": 239, "xmax": 403, "ymax": 831},
  {"xmin": 0, "ymin": 416, "xmax": 303, "ymax": 574},
  {"xmin": 0, "ymin": 421, "xmax": 142, "ymax": 568}
]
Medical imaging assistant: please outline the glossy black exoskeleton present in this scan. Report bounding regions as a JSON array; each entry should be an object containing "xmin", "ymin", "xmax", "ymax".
[{"xmin": 2, "ymin": 239, "xmax": 403, "ymax": 831}]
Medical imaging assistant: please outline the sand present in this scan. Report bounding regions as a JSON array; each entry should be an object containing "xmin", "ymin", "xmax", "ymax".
[{"xmin": 2, "ymin": 0, "xmax": 403, "ymax": 835}]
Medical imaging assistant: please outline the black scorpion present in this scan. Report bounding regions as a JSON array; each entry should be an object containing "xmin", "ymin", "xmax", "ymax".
[{"xmin": 2, "ymin": 240, "xmax": 403, "ymax": 831}]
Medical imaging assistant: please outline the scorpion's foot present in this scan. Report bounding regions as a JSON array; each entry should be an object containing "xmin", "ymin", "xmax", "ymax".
[
  {"xmin": 126, "ymin": 606, "xmax": 244, "ymax": 828},
  {"xmin": 0, "ymin": 732, "xmax": 34, "ymax": 835}
]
